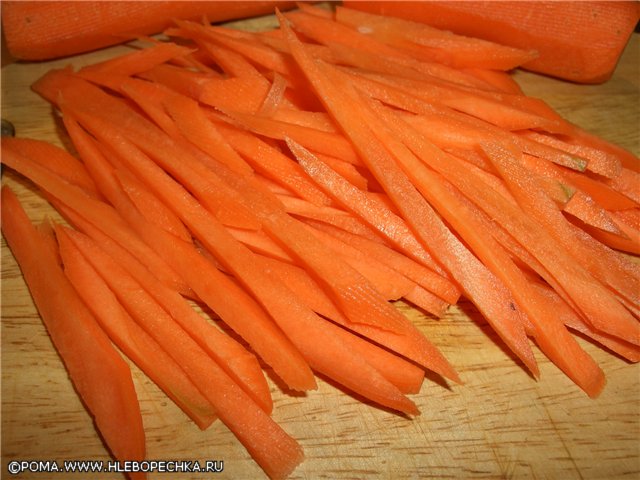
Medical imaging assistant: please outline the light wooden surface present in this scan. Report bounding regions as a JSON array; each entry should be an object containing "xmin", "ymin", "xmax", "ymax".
[{"xmin": 2, "ymin": 13, "xmax": 639, "ymax": 480}]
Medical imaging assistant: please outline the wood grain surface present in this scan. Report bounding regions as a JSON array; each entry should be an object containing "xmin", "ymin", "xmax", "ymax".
[{"xmin": 2, "ymin": 12, "xmax": 639, "ymax": 480}]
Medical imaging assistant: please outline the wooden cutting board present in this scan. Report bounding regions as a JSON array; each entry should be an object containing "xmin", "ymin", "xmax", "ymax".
[{"xmin": 2, "ymin": 13, "xmax": 639, "ymax": 480}]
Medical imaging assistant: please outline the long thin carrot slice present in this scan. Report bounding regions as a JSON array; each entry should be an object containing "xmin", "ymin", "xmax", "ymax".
[
  {"xmin": 1, "ymin": 186, "xmax": 146, "ymax": 473},
  {"xmin": 54, "ymin": 221, "xmax": 304, "ymax": 480},
  {"xmin": 482, "ymin": 143, "xmax": 640, "ymax": 333},
  {"xmin": 285, "ymin": 7, "xmax": 488, "ymax": 89},
  {"xmin": 77, "ymin": 41, "xmax": 193, "ymax": 80},
  {"xmin": 307, "ymin": 220, "xmax": 459, "ymax": 305},
  {"xmin": 138, "ymin": 63, "xmax": 218, "ymax": 100},
  {"xmin": 214, "ymin": 121, "xmax": 332, "ymax": 206},
  {"xmin": 218, "ymin": 108, "xmax": 363, "ymax": 165},
  {"xmin": 365, "ymin": 96, "xmax": 610, "ymax": 394},
  {"xmin": 56, "ymin": 225, "xmax": 217, "ymax": 429},
  {"xmin": 278, "ymin": 20, "xmax": 540, "ymax": 378},
  {"xmin": 1, "ymin": 142, "xmax": 190, "ymax": 297},
  {"xmin": 67, "ymin": 105, "xmax": 420, "ymax": 413},
  {"xmin": 157, "ymin": 86, "xmax": 254, "ymax": 177},
  {"xmin": 50, "ymin": 127, "xmax": 309, "ymax": 396},
  {"xmin": 289, "ymin": 140, "xmax": 454, "ymax": 283},
  {"xmin": 335, "ymin": 6, "xmax": 537, "ymax": 71},
  {"xmin": 62, "ymin": 113, "xmax": 192, "ymax": 243},
  {"xmin": 2, "ymin": 137, "xmax": 100, "ymax": 198}
]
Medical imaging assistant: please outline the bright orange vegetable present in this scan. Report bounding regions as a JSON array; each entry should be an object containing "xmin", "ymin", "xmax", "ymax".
[
  {"xmin": 56, "ymin": 225, "xmax": 218, "ymax": 429},
  {"xmin": 344, "ymin": 1, "xmax": 640, "ymax": 83},
  {"xmin": 2, "ymin": 1, "xmax": 295, "ymax": 60},
  {"xmin": 1, "ymin": 186, "xmax": 146, "ymax": 475}
]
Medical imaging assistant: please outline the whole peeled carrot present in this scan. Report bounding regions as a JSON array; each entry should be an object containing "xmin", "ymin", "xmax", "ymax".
[
  {"xmin": 343, "ymin": 1, "xmax": 640, "ymax": 83},
  {"xmin": 2, "ymin": 1, "xmax": 295, "ymax": 61}
]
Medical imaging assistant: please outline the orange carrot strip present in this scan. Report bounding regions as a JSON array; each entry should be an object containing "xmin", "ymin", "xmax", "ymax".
[
  {"xmin": 155, "ymin": 86, "xmax": 254, "ymax": 177},
  {"xmin": 54, "ymin": 222, "xmax": 303, "ymax": 480},
  {"xmin": 583, "ymin": 215, "xmax": 640, "ymax": 255},
  {"xmin": 218, "ymin": 109, "xmax": 363, "ymax": 165},
  {"xmin": 57, "ymin": 226, "xmax": 217, "ymax": 429},
  {"xmin": 303, "ymin": 222, "xmax": 416, "ymax": 301},
  {"xmin": 1, "ymin": 142, "xmax": 190, "ymax": 297},
  {"xmin": 227, "ymin": 226, "xmax": 296, "ymax": 263},
  {"xmin": 521, "ymin": 131, "xmax": 622, "ymax": 179},
  {"xmin": 167, "ymin": 23, "xmax": 296, "ymax": 77},
  {"xmin": 308, "ymin": 152, "xmax": 369, "ymax": 191},
  {"xmin": 63, "ymin": 112, "xmax": 192, "ymax": 243},
  {"xmin": 482, "ymin": 142, "xmax": 639, "ymax": 342},
  {"xmin": 344, "ymin": 1, "xmax": 640, "ymax": 83},
  {"xmin": 77, "ymin": 41, "xmax": 193, "ymax": 79},
  {"xmin": 335, "ymin": 6, "xmax": 537, "ymax": 71},
  {"xmin": 285, "ymin": 9, "xmax": 486, "ymax": 90},
  {"xmin": 2, "ymin": 137, "xmax": 100, "ymax": 198},
  {"xmin": 200, "ymin": 76, "xmax": 271, "ymax": 114},
  {"xmin": 606, "ymin": 168, "xmax": 640, "ymax": 205},
  {"xmin": 563, "ymin": 191, "xmax": 626, "ymax": 236},
  {"xmin": 344, "ymin": 68, "xmax": 568, "ymax": 133},
  {"xmin": 1, "ymin": 186, "xmax": 146, "ymax": 470},
  {"xmin": 260, "ymin": 72, "xmax": 289, "ymax": 116},
  {"xmin": 138, "ymin": 63, "xmax": 218, "ymax": 100},
  {"xmin": 307, "ymin": 220, "xmax": 460, "ymax": 305},
  {"xmin": 53, "ymin": 130, "xmax": 308, "ymax": 396},
  {"xmin": 350, "ymin": 74, "xmax": 584, "ymax": 170},
  {"xmin": 70, "ymin": 107, "xmax": 419, "ymax": 413},
  {"xmin": 290, "ymin": 140, "xmax": 452, "ymax": 280},
  {"xmin": 323, "ymin": 322, "xmax": 426, "ymax": 395},
  {"xmin": 214, "ymin": 121, "xmax": 332, "ymax": 206},
  {"xmin": 529, "ymin": 278, "xmax": 640, "ymax": 363},
  {"xmin": 521, "ymin": 153, "xmax": 637, "ymax": 211},
  {"xmin": 403, "ymin": 284, "xmax": 450, "ymax": 319}
]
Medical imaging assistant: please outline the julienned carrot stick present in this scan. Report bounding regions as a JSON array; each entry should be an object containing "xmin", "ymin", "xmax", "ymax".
[
  {"xmin": 1, "ymin": 186, "xmax": 146, "ymax": 475},
  {"xmin": 158, "ymin": 87, "xmax": 255, "ymax": 177},
  {"xmin": 2, "ymin": 137, "xmax": 100, "ymax": 198},
  {"xmin": 1, "ymin": 142, "xmax": 191, "ymax": 297},
  {"xmin": 77, "ymin": 42, "xmax": 194, "ymax": 79},
  {"xmin": 278, "ymin": 19, "xmax": 541, "ymax": 379},
  {"xmin": 362, "ymin": 96, "xmax": 608, "ymax": 395},
  {"xmin": 482, "ymin": 144, "xmax": 639, "ymax": 342},
  {"xmin": 2, "ymin": 1, "xmax": 296, "ymax": 60},
  {"xmin": 344, "ymin": 1, "xmax": 640, "ymax": 83},
  {"xmin": 54, "ymin": 223, "xmax": 304, "ymax": 480},
  {"xmin": 290, "ymin": 142, "xmax": 451, "ymax": 279},
  {"xmin": 62, "ymin": 113, "xmax": 192, "ymax": 243},
  {"xmin": 57, "ymin": 226, "xmax": 218, "ymax": 429},
  {"xmin": 51, "ymin": 123, "xmax": 309, "ymax": 397},
  {"xmin": 218, "ymin": 109, "xmax": 362, "ymax": 165},
  {"xmin": 67, "ymin": 99, "xmax": 421, "ymax": 414},
  {"xmin": 307, "ymin": 220, "xmax": 460, "ymax": 306},
  {"xmin": 213, "ymin": 121, "xmax": 332, "ymax": 206}
]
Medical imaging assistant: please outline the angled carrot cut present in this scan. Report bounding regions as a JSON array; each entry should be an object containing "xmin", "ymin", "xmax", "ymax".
[{"xmin": 1, "ymin": 186, "xmax": 146, "ymax": 470}]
